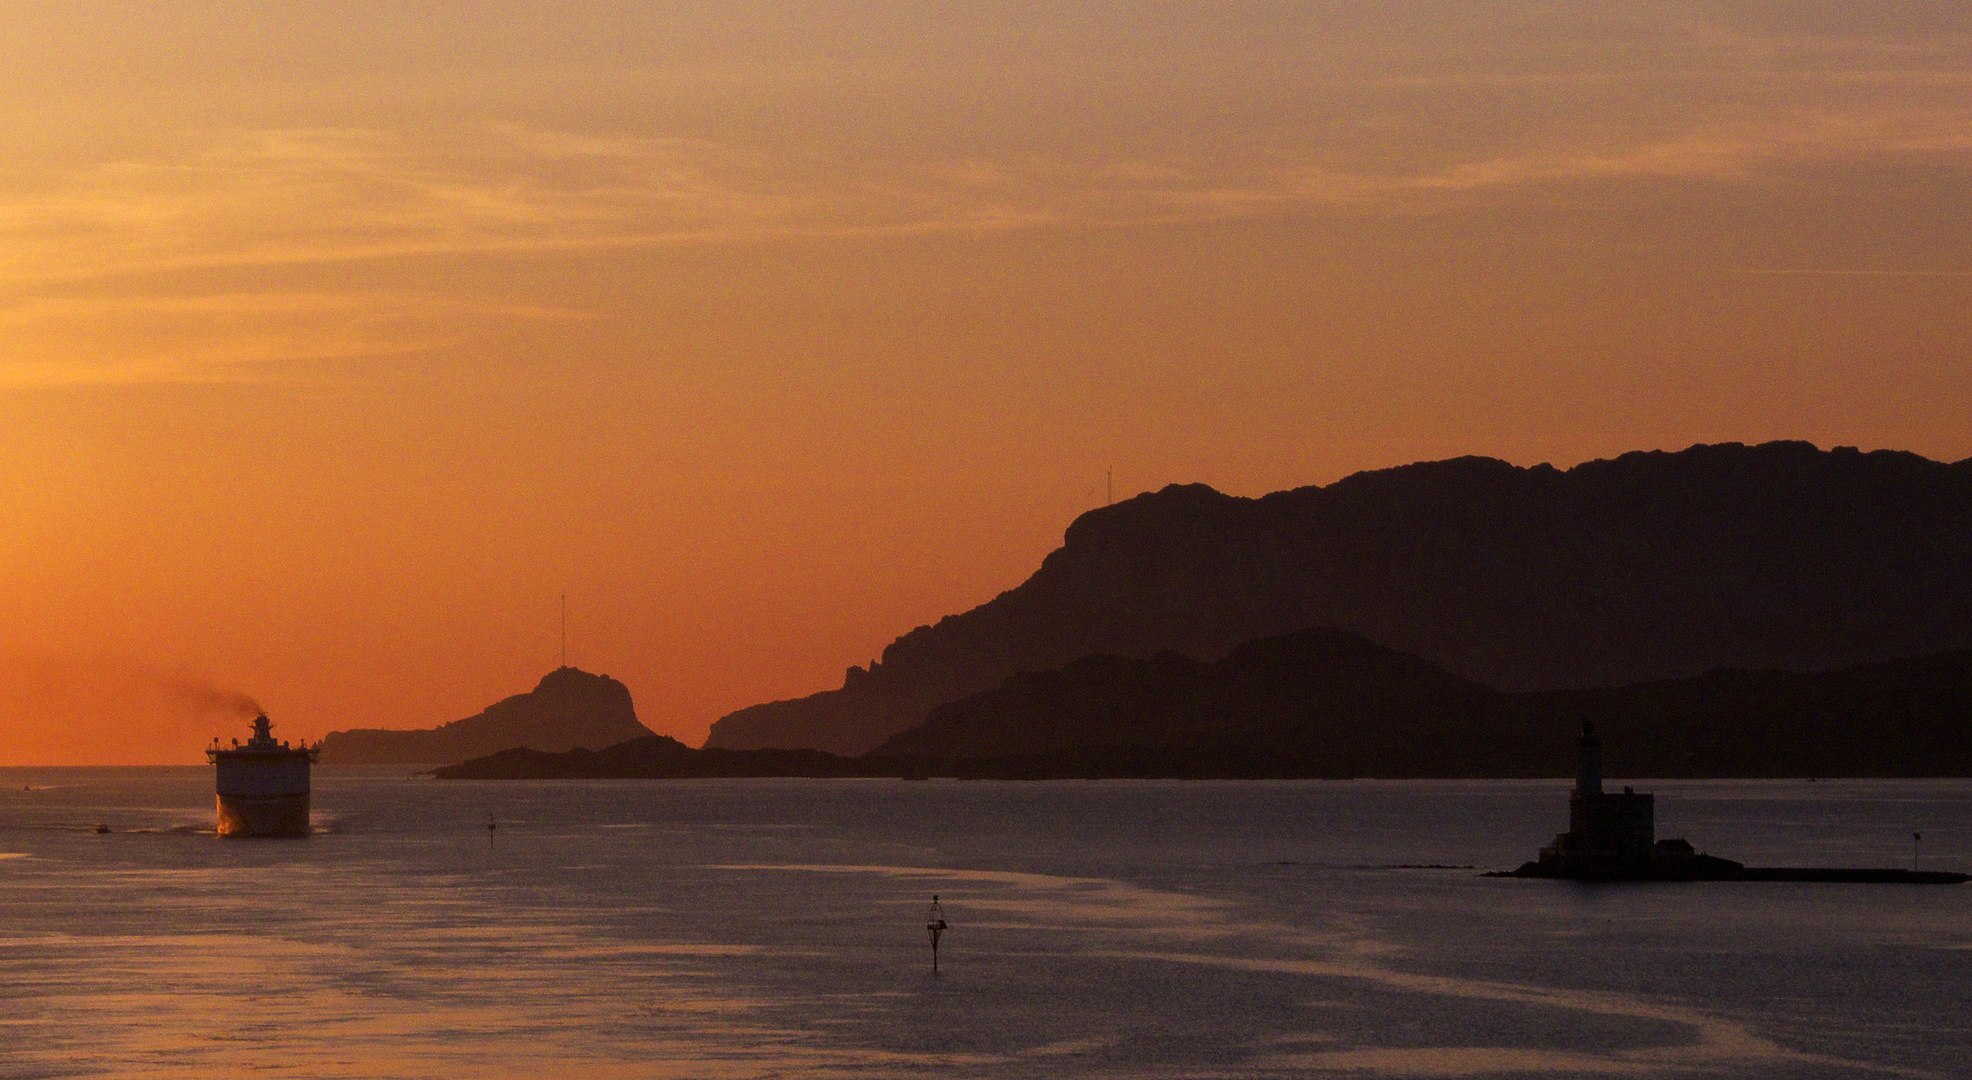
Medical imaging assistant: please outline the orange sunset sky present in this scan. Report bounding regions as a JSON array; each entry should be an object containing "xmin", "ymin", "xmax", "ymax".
[{"xmin": 3, "ymin": 3, "xmax": 1971, "ymax": 763}]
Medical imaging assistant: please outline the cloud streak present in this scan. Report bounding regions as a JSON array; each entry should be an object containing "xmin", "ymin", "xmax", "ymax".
[
  {"xmin": 5, "ymin": 95, "xmax": 1970, "ymax": 283},
  {"xmin": 2, "ymin": 3, "xmax": 1970, "ymax": 386}
]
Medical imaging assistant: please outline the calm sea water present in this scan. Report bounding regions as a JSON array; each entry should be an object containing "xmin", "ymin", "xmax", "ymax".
[{"xmin": 2, "ymin": 770, "xmax": 1970, "ymax": 1079}]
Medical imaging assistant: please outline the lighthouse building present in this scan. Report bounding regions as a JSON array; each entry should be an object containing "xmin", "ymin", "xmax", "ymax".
[{"xmin": 1540, "ymin": 722, "xmax": 1658, "ymax": 867}]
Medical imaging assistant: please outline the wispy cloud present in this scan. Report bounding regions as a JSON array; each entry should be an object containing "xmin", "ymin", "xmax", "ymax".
[
  {"xmin": 14, "ymin": 94, "xmax": 1972, "ymax": 277},
  {"xmin": 0, "ymin": 287, "xmax": 590, "ymax": 386},
  {"xmin": 1153, "ymin": 102, "xmax": 1972, "ymax": 222},
  {"xmin": 4, "ymin": 4, "xmax": 1971, "ymax": 388},
  {"xmin": 1727, "ymin": 268, "xmax": 1972, "ymax": 277},
  {"xmin": 0, "ymin": 127, "xmax": 806, "ymax": 284}
]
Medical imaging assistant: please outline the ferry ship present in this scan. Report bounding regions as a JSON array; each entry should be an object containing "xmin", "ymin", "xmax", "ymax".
[{"xmin": 207, "ymin": 715, "xmax": 318, "ymax": 837}]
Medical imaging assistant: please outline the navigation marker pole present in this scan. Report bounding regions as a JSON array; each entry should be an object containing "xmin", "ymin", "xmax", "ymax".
[{"xmin": 926, "ymin": 895, "xmax": 948, "ymax": 972}]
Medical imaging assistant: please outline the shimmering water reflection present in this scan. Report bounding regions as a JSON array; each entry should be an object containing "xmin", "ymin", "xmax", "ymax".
[{"xmin": 2, "ymin": 771, "xmax": 1969, "ymax": 1078}]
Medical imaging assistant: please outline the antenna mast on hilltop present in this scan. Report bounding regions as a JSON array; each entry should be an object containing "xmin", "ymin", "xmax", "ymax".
[
  {"xmin": 560, "ymin": 594, "xmax": 567, "ymax": 669},
  {"xmin": 1106, "ymin": 467, "xmax": 1113, "ymax": 506}
]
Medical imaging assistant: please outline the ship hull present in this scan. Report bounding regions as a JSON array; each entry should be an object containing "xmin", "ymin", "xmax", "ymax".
[{"xmin": 215, "ymin": 792, "xmax": 310, "ymax": 838}]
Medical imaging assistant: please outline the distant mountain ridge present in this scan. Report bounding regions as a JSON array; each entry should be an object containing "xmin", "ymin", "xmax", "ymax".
[
  {"xmin": 874, "ymin": 628, "xmax": 1490, "ymax": 762},
  {"xmin": 707, "ymin": 441, "xmax": 1972, "ymax": 755},
  {"xmin": 874, "ymin": 627, "xmax": 1972, "ymax": 777},
  {"xmin": 438, "ymin": 628, "xmax": 1972, "ymax": 780},
  {"xmin": 318, "ymin": 667, "xmax": 653, "ymax": 765}
]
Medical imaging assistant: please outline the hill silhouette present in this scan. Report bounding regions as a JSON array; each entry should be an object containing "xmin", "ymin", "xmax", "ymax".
[
  {"xmin": 707, "ymin": 441, "xmax": 1972, "ymax": 755},
  {"xmin": 434, "ymin": 628, "xmax": 1972, "ymax": 780},
  {"xmin": 872, "ymin": 627, "xmax": 1972, "ymax": 777},
  {"xmin": 874, "ymin": 628, "xmax": 1490, "ymax": 762},
  {"xmin": 318, "ymin": 667, "xmax": 653, "ymax": 764}
]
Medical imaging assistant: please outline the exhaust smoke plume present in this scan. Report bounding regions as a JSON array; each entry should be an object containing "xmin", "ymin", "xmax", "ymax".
[
  {"xmin": 0, "ymin": 653, "xmax": 280, "ymax": 764},
  {"xmin": 157, "ymin": 674, "xmax": 263, "ymax": 719}
]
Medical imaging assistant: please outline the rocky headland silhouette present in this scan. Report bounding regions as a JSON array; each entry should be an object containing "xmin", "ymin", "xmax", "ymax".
[
  {"xmin": 437, "ymin": 627, "xmax": 1972, "ymax": 779},
  {"xmin": 707, "ymin": 441, "xmax": 1972, "ymax": 755},
  {"xmin": 317, "ymin": 667, "xmax": 653, "ymax": 765}
]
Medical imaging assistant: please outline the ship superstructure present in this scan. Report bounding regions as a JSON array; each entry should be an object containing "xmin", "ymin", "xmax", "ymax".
[{"xmin": 207, "ymin": 715, "xmax": 318, "ymax": 837}]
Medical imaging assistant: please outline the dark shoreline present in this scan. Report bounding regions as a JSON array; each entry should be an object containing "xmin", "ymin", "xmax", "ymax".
[
  {"xmin": 428, "ymin": 736, "xmax": 1972, "ymax": 782},
  {"xmin": 1492, "ymin": 864, "xmax": 1969, "ymax": 884}
]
